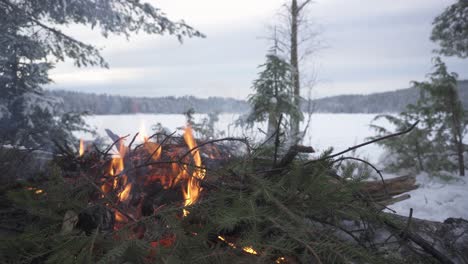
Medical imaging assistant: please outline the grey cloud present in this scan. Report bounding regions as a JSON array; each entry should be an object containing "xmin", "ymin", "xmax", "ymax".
[{"xmin": 49, "ymin": 0, "xmax": 468, "ymax": 100}]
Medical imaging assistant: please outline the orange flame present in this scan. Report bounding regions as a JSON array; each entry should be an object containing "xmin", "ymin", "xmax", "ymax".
[
  {"xmin": 79, "ymin": 139, "xmax": 85, "ymax": 157},
  {"xmin": 118, "ymin": 183, "xmax": 133, "ymax": 202},
  {"xmin": 144, "ymin": 142, "xmax": 162, "ymax": 161},
  {"xmin": 182, "ymin": 126, "xmax": 206, "ymax": 216},
  {"xmin": 109, "ymin": 157, "xmax": 124, "ymax": 176},
  {"xmin": 102, "ymin": 140, "xmax": 128, "ymax": 199}
]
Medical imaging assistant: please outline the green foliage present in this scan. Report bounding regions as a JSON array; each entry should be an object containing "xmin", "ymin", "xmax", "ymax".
[
  {"xmin": 246, "ymin": 51, "xmax": 302, "ymax": 140},
  {"xmin": 0, "ymin": 144, "xmax": 403, "ymax": 264},
  {"xmin": 0, "ymin": 0, "xmax": 202, "ymax": 150},
  {"xmin": 431, "ymin": 0, "xmax": 468, "ymax": 58},
  {"xmin": 371, "ymin": 58, "xmax": 467, "ymax": 175},
  {"xmin": 370, "ymin": 114, "xmax": 435, "ymax": 173}
]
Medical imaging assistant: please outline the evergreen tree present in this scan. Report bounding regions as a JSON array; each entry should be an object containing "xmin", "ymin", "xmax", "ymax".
[
  {"xmin": 0, "ymin": 0, "xmax": 203, "ymax": 150},
  {"xmin": 413, "ymin": 58, "xmax": 467, "ymax": 176},
  {"xmin": 432, "ymin": 0, "xmax": 468, "ymax": 58},
  {"xmin": 371, "ymin": 112, "xmax": 438, "ymax": 173},
  {"xmin": 372, "ymin": 58, "xmax": 467, "ymax": 176},
  {"xmin": 247, "ymin": 47, "xmax": 300, "ymax": 141}
]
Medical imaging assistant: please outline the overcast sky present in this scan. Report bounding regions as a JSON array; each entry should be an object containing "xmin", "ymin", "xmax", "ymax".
[{"xmin": 48, "ymin": 0, "xmax": 468, "ymax": 99}]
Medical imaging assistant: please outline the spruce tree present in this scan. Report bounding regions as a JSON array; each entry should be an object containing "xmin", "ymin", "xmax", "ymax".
[
  {"xmin": 247, "ymin": 46, "xmax": 301, "ymax": 141},
  {"xmin": 372, "ymin": 58, "xmax": 467, "ymax": 176},
  {"xmin": 432, "ymin": 0, "xmax": 468, "ymax": 58},
  {"xmin": 412, "ymin": 58, "xmax": 467, "ymax": 176},
  {"xmin": 0, "ymin": 0, "xmax": 203, "ymax": 150}
]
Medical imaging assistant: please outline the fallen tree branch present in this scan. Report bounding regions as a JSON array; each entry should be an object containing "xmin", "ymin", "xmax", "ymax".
[
  {"xmin": 361, "ymin": 175, "xmax": 418, "ymax": 202},
  {"xmin": 383, "ymin": 215, "xmax": 455, "ymax": 264},
  {"xmin": 275, "ymin": 145, "xmax": 315, "ymax": 169},
  {"xmin": 333, "ymin": 156, "xmax": 388, "ymax": 196}
]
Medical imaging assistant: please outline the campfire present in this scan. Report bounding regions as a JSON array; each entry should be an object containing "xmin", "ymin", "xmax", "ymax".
[
  {"xmin": 78, "ymin": 125, "xmax": 204, "ymax": 224},
  {"xmin": 76, "ymin": 124, "xmax": 260, "ymax": 256},
  {"xmin": 4, "ymin": 121, "xmax": 448, "ymax": 264}
]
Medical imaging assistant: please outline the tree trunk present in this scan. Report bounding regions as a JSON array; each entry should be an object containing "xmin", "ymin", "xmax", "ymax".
[
  {"xmin": 267, "ymin": 112, "xmax": 278, "ymax": 142},
  {"xmin": 447, "ymin": 85, "xmax": 465, "ymax": 176},
  {"xmin": 414, "ymin": 138, "xmax": 425, "ymax": 172},
  {"xmin": 290, "ymin": 0, "xmax": 301, "ymax": 143},
  {"xmin": 360, "ymin": 174, "xmax": 419, "ymax": 204},
  {"xmin": 456, "ymin": 139, "xmax": 465, "ymax": 176}
]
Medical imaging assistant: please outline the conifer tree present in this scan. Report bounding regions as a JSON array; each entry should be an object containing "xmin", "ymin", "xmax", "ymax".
[
  {"xmin": 247, "ymin": 45, "xmax": 300, "ymax": 141},
  {"xmin": 0, "ymin": 0, "xmax": 203, "ymax": 149},
  {"xmin": 432, "ymin": 0, "xmax": 468, "ymax": 58},
  {"xmin": 412, "ymin": 58, "xmax": 467, "ymax": 176},
  {"xmin": 372, "ymin": 58, "xmax": 467, "ymax": 176}
]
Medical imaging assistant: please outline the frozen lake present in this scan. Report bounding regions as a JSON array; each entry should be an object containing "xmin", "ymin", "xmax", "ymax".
[{"xmin": 79, "ymin": 113, "xmax": 387, "ymax": 164}]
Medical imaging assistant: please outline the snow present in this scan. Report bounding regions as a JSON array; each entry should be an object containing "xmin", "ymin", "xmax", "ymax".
[
  {"xmin": 76, "ymin": 113, "xmax": 468, "ymax": 222},
  {"xmin": 388, "ymin": 172, "xmax": 468, "ymax": 222},
  {"xmin": 22, "ymin": 92, "xmax": 61, "ymax": 116}
]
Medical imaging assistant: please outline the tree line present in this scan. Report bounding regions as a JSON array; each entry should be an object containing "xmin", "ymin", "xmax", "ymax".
[
  {"xmin": 46, "ymin": 90, "xmax": 249, "ymax": 115},
  {"xmin": 47, "ymin": 81, "xmax": 468, "ymax": 116}
]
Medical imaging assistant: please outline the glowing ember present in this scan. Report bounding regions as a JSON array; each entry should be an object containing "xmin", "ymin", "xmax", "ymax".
[
  {"xmin": 150, "ymin": 235, "xmax": 176, "ymax": 248},
  {"xmin": 115, "ymin": 211, "xmax": 128, "ymax": 223},
  {"xmin": 26, "ymin": 187, "xmax": 45, "ymax": 195},
  {"xmin": 79, "ymin": 138, "xmax": 85, "ymax": 157},
  {"xmin": 275, "ymin": 257, "xmax": 287, "ymax": 263},
  {"xmin": 218, "ymin": 235, "xmax": 236, "ymax": 248},
  {"xmin": 242, "ymin": 246, "xmax": 258, "ymax": 255},
  {"xmin": 217, "ymin": 236, "xmax": 259, "ymax": 255}
]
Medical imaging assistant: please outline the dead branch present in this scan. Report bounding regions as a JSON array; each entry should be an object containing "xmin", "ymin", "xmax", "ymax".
[
  {"xmin": 178, "ymin": 137, "xmax": 250, "ymax": 162},
  {"xmin": 361, "ymin": 175, "xmax": 418, "ymax": 202},
  {"xmin": 275, "ymin": 145, "xmax": 315, "ymax": 169},
  {"xmin": 333, "ymin": 156, "xmax": 388, "ymax": 197},
  {"xmin": 383, "ymin": 215, "xmax": 455, "ymax": 264},
  {"xmin": 305, "ymin": 121, "xmax": 419, "ymax": 165},
  {"xmin": 143, "ymin": 131, "xmax": 177, "ymax": 164}
]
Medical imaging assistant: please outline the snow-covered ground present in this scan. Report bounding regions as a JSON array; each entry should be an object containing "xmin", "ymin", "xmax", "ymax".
[
  {"xmin": 389, "ymin": 173, "xmax": 468, "ymax": 221},
  {"xmin": 78, "ymin": 113, "xmax": 468, "ymax": 222}
]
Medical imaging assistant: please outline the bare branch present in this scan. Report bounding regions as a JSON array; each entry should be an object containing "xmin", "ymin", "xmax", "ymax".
[
  {"xmin": 297, "ymin": 0, "xmax": 315, "ymax": 12},
  {"xmin": 306, "ymin": 121, "xmax": 420, "ymax": 165}
]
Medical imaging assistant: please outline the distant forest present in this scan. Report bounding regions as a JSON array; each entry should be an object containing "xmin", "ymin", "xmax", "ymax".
[
  {"xmin": 46, "ymin": 91, "xmax": 249, "ymax": 115},
  {"xmin": 47, "ymin": 80, "xmax": 468, "ymax": 115}
]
